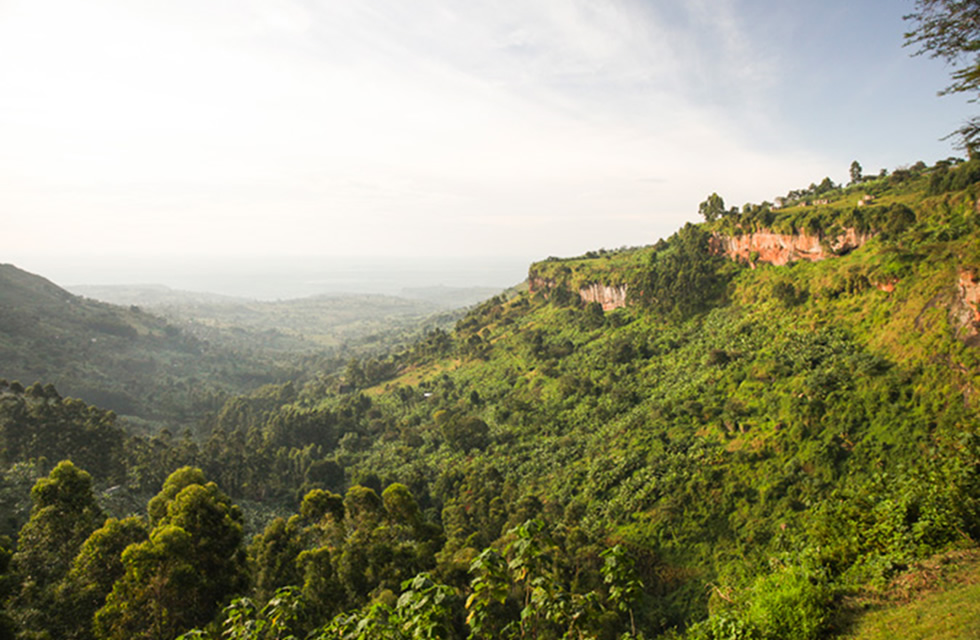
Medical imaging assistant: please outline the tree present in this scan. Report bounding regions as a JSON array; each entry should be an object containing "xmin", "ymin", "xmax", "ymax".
[
  {"xmin": 9, "ymin": 461, "xmax": 106, "ymax": 638},
  {"xmin": 441, "ymin": 416, "xmax": 489, "ymax": 452},
  {"xmin": 94, "ymin": 526, "xmax": 201, "ymax": 640},
  {"xmin": 814, "ymin": 176, "xmax": 837, "ymax": 195},
  {"xmin": 466, "ymin": 520, "xmax": 605, "ymax": 640},
  {"xmin": 248, "ymin": 517, "xmax": 306, "ymax": 606},
  {"xmin": 600, "ymin": 545, "xmax": 643, "ymax": 638},
  {"xmin": 905, "ymin": 0, "xmax": 980, "ymax": 150},
  {"xmin": 698, "ymin": 193, "xmax": 726, "ymax": 222},
  {"xmin": 94, "ymin": 468, "xmax": 246, "ymax": 640},
  {"xmin": 849, "ymin": 160, "xmax": 863, "ymax": 184},
  {"xmin": 56, "ymin": 517, "xmax": 148, "ymax": 640},
  {"xmin": 382, "ymin": 484, "xmax": 422, "ymax": 529},
  {"xmin": 0, "ymin": 541, "xmax": 16, "ymax": 640},
  {"xmin": 643, "ymin": 223, "xmax": 731, "ymax": 319}
]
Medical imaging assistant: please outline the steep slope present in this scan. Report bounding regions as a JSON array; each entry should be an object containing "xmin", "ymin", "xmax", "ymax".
[
  {"xmin": 180, "ymin": 158, "xmax": 980, "ymax": 635},
  {"xmin": 4, "ymin": 159, "xmax": 980, "ymax": 639}
]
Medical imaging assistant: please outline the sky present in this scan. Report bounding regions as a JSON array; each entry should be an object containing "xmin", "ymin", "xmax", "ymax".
[{"xmin": 1, "ymin": 0, "xmax": 976, "ymax": 293}]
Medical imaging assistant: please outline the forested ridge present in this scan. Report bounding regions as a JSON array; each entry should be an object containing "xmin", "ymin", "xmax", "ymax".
[
  {"xmin": 2, "ymin": 158, "xmax": 980, "ymax": 639},
  {"xmin": 0, "ymin": 265, "xmax": 465, "ymax": 435},
  {"xmin": 0, "ymin": 263, "xmax": 302, "ymax": 431}
]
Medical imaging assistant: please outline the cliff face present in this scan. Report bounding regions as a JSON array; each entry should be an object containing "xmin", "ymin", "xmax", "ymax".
[
  {"xmin": 959, "ymin": 270, "xmax": 980, "ymax": 322},
  {"xmin": 709, "ymin": 228, "xmax": 873, "ymax": 266},
  {"xmin": 528, "ymin": 277, "xmax": 628, "ymax": 311},
  {"xmin": 953, "ymin": 269, "xmax": 980, "ymax": 345},
  {"xmin": 527, "ymin": 228, "xmax": 872, "ymax": 310},
  {"xmin": 579, "ymin": 283, "xmax": 628, "ymax": 311}
]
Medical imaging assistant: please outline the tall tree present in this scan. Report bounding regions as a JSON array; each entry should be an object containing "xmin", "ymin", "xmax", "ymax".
[
  {"xmin": 698, "ymin": 193, "xmax": 726, "ymax": 222},
  {"xmin": 8, "ymin": 461, "xmax": 106, "ymax": 639},
  {"xmin": 905, "ymin": 0, "xmax": 980, "ymax": 149},
  {"xmin": 56, "ymin": 517, "xmax": 148, "ymax": 640},
  {"xmin": 644, "ymin": 223, "xmax": 731, "ymax": 319},
  {"xmin": 94, "ymin": 468, "xmax": 245, "ymax": 640}
]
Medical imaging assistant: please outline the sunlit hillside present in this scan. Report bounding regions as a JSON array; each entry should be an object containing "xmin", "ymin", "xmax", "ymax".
[{"xmin": 3, "ymin": 158, "xmax": 980, "ymax": 639}]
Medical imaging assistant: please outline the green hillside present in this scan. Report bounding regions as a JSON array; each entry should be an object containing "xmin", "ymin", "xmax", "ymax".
[
  {"xmin": 2, "ymin": 158, "xmax": 980, "ymax": 639},
  {"xmin": 216, "ymin": 157, "xmax": 979, "ymax": 637},
  {"xmin": 0, "ymin": 268, "xmax": 472, "ymax": 432},
  {"xmin": 0, "ymin": 264, "xmax": 302, "ymax": 429}
]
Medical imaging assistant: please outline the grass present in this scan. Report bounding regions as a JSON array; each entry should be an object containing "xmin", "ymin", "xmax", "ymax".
[{"xmin": 836, "ymin": 548, "xmax": 980, "ymax": 640}]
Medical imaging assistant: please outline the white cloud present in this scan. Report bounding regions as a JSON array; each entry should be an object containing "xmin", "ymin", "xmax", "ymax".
[{"xmin": 0, "ymin": 0, "xmax": 934, "ymax": 266}]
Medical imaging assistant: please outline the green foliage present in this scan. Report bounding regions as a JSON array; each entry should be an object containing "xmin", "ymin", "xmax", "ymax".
[
  {"xmin": 700, "ymin": 193, "xmax": 727, "ymax": 222},
  {"xmin": 94, "ymin": 525, "xmax": 202, "ymax": 640},
  {"xmin": 193, "ymin": 574, "xmax": 457, "ymax": 640},
  {"xmin": 9, "ymin": 461, "xmax": 105, "ymax": 639},
  {"xmin": 643, "ymin": 224, "xmax": 733, "ymax": 318},
  {"xmin": 0, "ymin": 386, "xmax": 124, "ymax": 483},
  {"xmin": 56, "ymin": 517, "xmax": 148, "ymax": 640},
  {"xmin": 209, "ymin": 586, "xmax": 308, "ymax": 640},
  {"xmin": 687, "ymin": 564, "xmax": 833, "ymax": 640},
  {"xmin": 7, "ymin": 162, "xmax": 980, "ymax": 640},
  {"xmin": 771, "ymin": 280, "xmax": 808, "ymax": 307},
  {"xmin": 744, "ymin": 565, "xmax": 834, "ymax": 640},
  {"xmin": 465, "ymin": 519, "xmax": 620, "ymax": 639},
  {"xmin": 927, "ymin": 158, "xmax": 980, "ymax": 194},
  {"xmin": 440, "ymin": 416, "xmax": 489, "ymax": 452},
  {"xmin": 94, "ymin": 468, "xmax": 245, "ymax": 640},
  {"xmin": 245, "ymin": 483, "xmax": 441, "ymax": 626},
  {"xmin": 601, "ymin": 545, "xmax": 643, "ymax": 637}
]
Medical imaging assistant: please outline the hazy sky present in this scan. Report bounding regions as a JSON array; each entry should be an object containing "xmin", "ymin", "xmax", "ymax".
[{"xmin": 1, "ymin": 0, "xmax": 975, "ymax": 283}]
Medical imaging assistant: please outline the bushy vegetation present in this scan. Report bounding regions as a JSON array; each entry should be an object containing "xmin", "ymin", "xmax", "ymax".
[{"xmin": 1, "ymin": 159, "xmax": 980, "ymax": 638}]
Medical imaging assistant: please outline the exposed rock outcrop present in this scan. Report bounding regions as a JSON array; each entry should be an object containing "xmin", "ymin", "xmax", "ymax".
[
  {"xmin": 710, "ymin": 228, "xmax": 873, "ymax": 266},
  {"xmin": 579, "ymin": 283, "xmax": 628, "ymax": 311},
  {"xmin": 953, "ymin": 269, "xmax": 980, "ymax": 345},
  {"xmin": 958, "ymin": 270, "xmax": 980, "ymax": 323},
  {"xmin": 528, "ymin": 228, "xmax": 872, "ymax": 311},
  {"xmin": 528, "ymin": 276, "xmax": 628, "ymax": 310}
]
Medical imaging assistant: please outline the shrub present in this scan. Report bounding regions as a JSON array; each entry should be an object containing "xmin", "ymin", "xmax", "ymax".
[{"xmin": 745, "ymin": 565, "xmax": 834, "ymax": 640}]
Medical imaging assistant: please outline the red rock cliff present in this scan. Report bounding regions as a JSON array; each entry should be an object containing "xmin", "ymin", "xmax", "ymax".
[
  {"xmin": 953, "ymin": 269, "xmax": 980, "ymax": 345},
  {"xmin": 528, "ymin": 228, "xmax": 871, "ymax": 310},
  {"xmin": 579, "ymin": 283, "xmax": 628, "ymax": 311},
  {"xmin": 958, "ymin": 270, "xmax": 980, "ymax": 323},
  {"xmin": 710, "ymin": 228, "xmax": 873, "ymax": 266}
]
